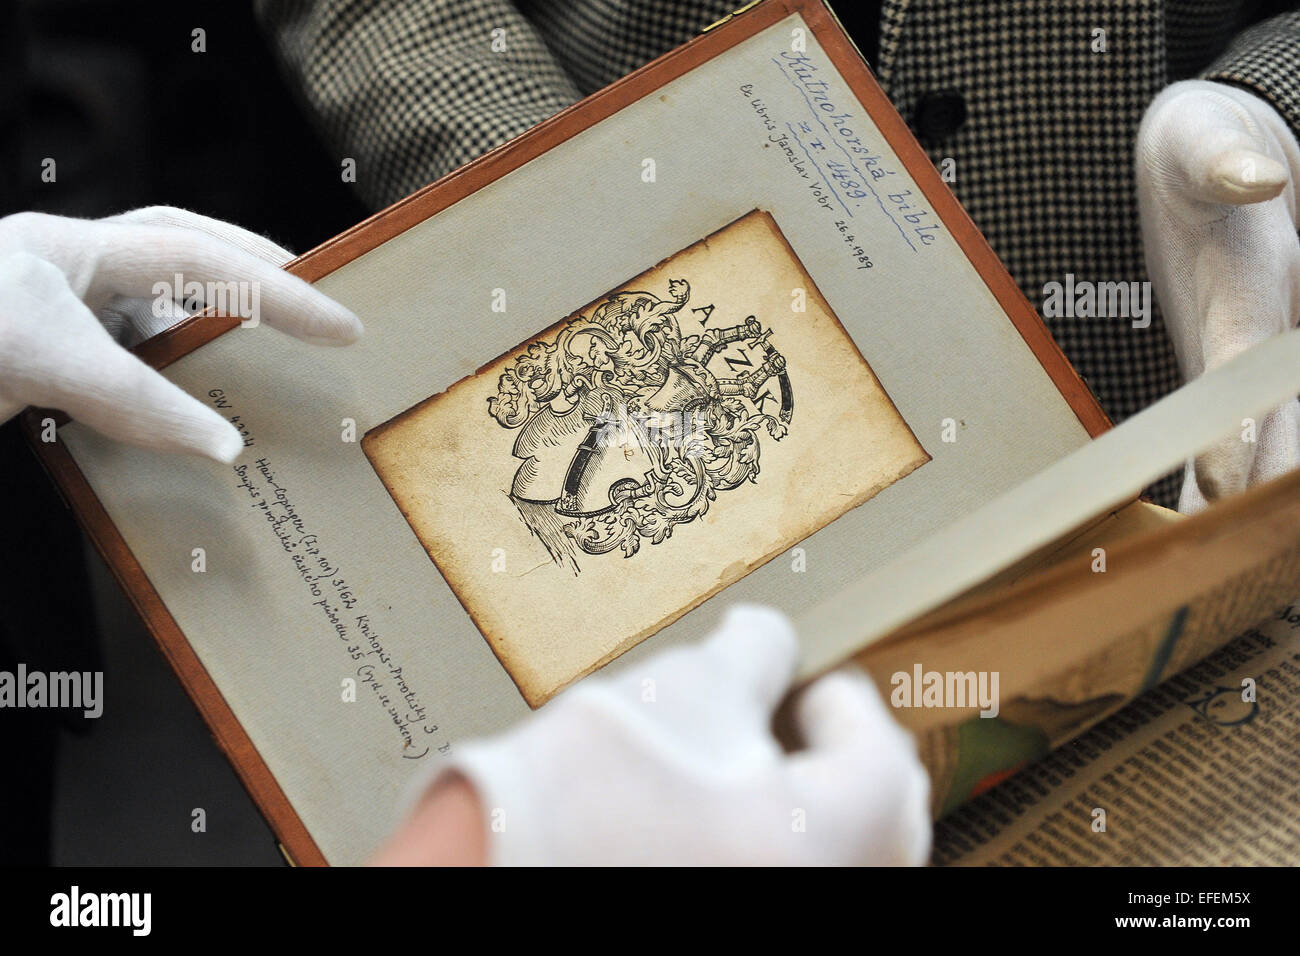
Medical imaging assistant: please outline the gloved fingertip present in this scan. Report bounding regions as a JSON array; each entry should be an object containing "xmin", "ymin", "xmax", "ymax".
[
  {"xmin": 1201, "ymin": 148, "xmax": 1287, "ymax": 205},
  {"xmin": 717, "ymin": 603, "xmax": 798, "ymax": 661},
  {"xmin": 285, "ymin": 306, "xmax": 364, "ymax": 347},
  {"xmin": 200, "ymin": 423, "xmax": 245, "ymax": 464},
  {"xmin": 698, "ymin": 604, "xmax": 799, "ymax": 711},
  {"xmin": 324, "ymin": 310, "xmax": 364, "ymax": 345},
  {"xmin": 796, "ymin": 667, "xmax": 889, "ymax": 750},
  {"xmin": 721, "ymin": 602, "xmax": 795, "ymax": 641},
  {"xmin": 1193, "ymin": 449, "xmax": 1250, "ymax": 502}
]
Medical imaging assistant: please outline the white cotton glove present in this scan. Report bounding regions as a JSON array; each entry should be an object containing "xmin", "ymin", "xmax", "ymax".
[
  {"xmin": 0, "ymin": 205, "xmax": 362, "ymax": 462},
  {"xmin": 1137, "ymin": 80, "xmax": 1300, "ymax": 513},
  {"xmin": 418, "ymin": 604, "xmax": 931, "ymax": 866}
]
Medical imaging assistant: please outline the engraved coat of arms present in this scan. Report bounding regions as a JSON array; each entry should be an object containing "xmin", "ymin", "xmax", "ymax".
[{"xmin": 487, "ymin": 279, "xmax": 794, "ymax": 572}]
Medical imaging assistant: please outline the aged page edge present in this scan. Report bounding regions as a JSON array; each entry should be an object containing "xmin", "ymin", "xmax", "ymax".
[{"xmin": 796, "ymin": 326, "xmax": 1300, "ymax": 680}]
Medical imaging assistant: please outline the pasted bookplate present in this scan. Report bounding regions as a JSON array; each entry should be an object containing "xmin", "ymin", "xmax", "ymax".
[{"xmin": 364, "ymin": 209, "xmax": 928, "ymax": 705}]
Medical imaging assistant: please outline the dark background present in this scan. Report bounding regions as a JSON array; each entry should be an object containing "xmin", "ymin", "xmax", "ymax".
[
  {"xmin": 0, "ymin": 0, "xmax": 367, "ymax": 866},
  {"xmin": 0, "ymin": 0, "xmax": 368, "ymax": 237}
]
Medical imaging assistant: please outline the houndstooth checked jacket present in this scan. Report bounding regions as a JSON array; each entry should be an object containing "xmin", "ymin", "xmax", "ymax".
[{"xmin": 255, "ymin": 0, "xmax": 1300, "ymax": 504}]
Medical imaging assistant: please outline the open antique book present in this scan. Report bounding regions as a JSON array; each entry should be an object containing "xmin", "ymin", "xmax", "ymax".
[{"xmin": 25, "ymin": 0, "xmax": 1300, "ymax": 865}]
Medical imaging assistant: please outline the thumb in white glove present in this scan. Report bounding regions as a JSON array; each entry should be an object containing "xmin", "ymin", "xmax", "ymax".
[
  {"xmin": 0, "ymin": 205, "xmax": 363, "ymax": 462},
  {"xmin": 394, "ymin": 604, "xmax": 931, "ymax": 866},
  {"xmin": 1137, "ymin": 80, "xmax": 1300, "ymax": 512}
]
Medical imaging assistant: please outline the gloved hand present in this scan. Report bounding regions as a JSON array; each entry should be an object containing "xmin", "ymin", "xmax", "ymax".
[
  {"xmin": 1137, "ymin": 80, "xmax": 1300, "ymax": 513},
  {"xmin": 381, "ymin": 605, "xmax": 931, "ymax": 866},
  {"xmin": 0, "ymin": 205, "xmax": 362, "ymax": 462}
]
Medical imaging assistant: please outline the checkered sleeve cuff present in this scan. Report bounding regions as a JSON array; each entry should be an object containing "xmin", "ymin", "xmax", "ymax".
[
  {"xmin": 1203, "ymin": 10, "xmax": 1300, "ymax": 141},
  {"xmin": 254, "ymin": 0, "xmax": 583, "ymax": 209}
]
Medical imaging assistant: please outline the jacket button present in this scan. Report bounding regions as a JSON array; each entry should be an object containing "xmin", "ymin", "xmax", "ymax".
[{"xmin": 913, "ymin": 90, "xmax": 967, "ymax": 143}]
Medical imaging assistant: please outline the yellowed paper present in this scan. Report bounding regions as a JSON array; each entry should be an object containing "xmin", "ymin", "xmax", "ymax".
[
  {"xmin": 363, "ymin": 210, "xmax": 928, "ymax": 705},
  {"xmin": 933, "ymin": 611, "xmax": 1300, "ymax": 865}
]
